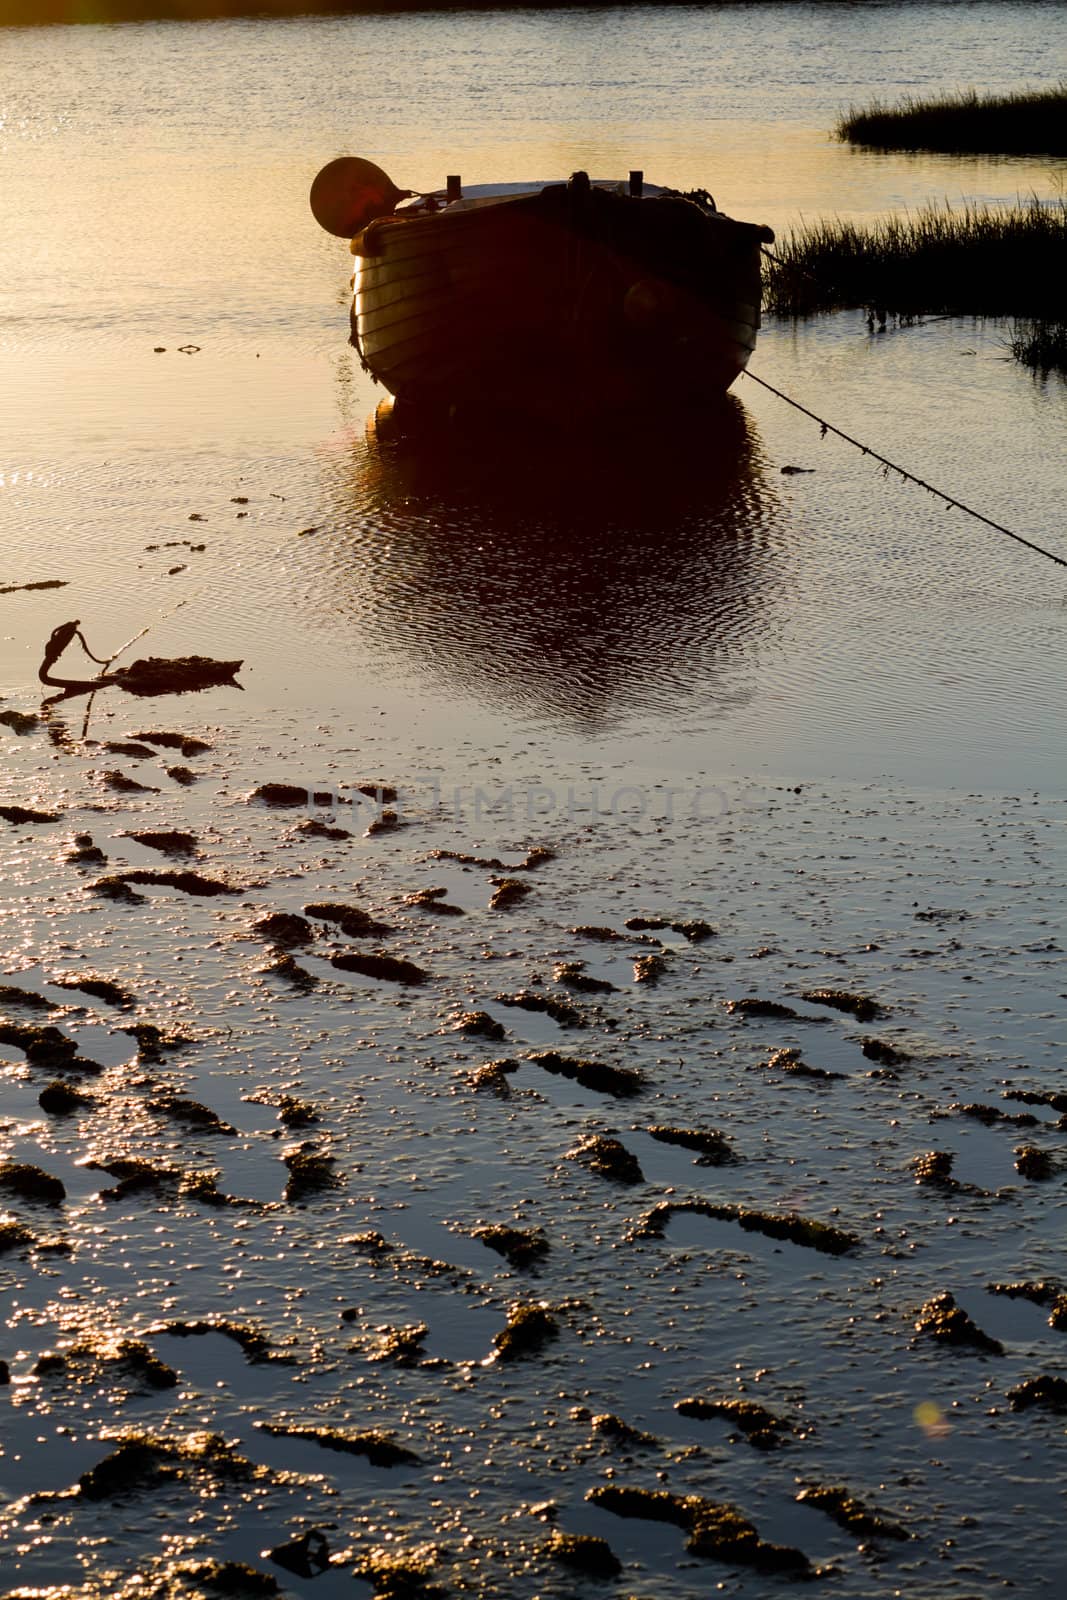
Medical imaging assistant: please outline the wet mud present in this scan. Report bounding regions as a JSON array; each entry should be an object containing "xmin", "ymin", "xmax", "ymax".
[{"xmin": 2, "ymin": 712, "xmax": 1065, "ymax": 1599}]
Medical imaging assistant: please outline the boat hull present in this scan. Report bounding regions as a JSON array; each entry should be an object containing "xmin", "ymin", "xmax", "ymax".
[{"xmin": 350, "ymin": 182, "xmax": 769, "ymax": 423}]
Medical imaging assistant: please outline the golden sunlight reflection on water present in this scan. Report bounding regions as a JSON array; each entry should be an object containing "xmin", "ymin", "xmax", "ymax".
[
  {"xmin": 0, "ymin": 4, "xmax": 1065, "ymax": 788},
  {"xmin": 2, "ymin": 16, "xmax": 1067, "ymax": 1598}
]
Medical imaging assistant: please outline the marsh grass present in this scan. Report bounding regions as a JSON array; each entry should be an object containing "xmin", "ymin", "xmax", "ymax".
[
  {"xmin": 836, "ymin": 86, "xmax": 1067, "ymax": 154},
  {"xmin": 1009, "ymin": 320, "xmax": 1067, "ymax": 375},
  {"xmin": 763, "ymin": 198, "xmax": 1067, "ymax": 325}
]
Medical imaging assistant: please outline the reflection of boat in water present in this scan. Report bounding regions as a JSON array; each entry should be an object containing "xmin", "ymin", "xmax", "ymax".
[
  {"xmin": 310, "ymin": 158, "xmax": 774, "ymax": 425},
  {"xmin": 310, "ymin": 396, "xmax": 783, "ymax": 732}
]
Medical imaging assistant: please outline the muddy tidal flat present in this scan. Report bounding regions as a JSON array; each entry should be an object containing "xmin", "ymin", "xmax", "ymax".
[
  {"xmin": 3, "ymin": 3, "xmax": 1067, "ymax": 1597},
  {"xmin": 2, "ymin": 708, "xmax": 1066, "ymax": 1597}
]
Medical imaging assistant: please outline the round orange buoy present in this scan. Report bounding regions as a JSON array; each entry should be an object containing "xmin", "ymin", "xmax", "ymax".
[{"xmin": 309, "ymin": 156, "xmax": 408, "ymax": 238}]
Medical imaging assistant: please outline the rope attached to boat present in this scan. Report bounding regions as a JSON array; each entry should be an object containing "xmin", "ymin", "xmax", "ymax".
[{"xmin": 741, "ymin": 368, "xmax": 1067, "ymax": 571}]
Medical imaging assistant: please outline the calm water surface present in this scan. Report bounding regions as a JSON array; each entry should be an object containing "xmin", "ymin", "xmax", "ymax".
[
  {"xmin": 2, "ymin": 2, "xmax": 1066, "ymax": 784},
  {"xmin": 2, "ymin": 7, "xmax": 1067, "ymax": 1598}
]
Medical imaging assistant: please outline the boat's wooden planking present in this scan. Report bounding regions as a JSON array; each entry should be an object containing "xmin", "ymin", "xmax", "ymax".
[{"xmin": 350, "ymin": 185, "xmax": 766, "ymax": 417}]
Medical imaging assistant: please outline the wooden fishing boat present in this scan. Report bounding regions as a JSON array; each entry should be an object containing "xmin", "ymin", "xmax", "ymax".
[{"xmin": 310, "ymin": 158, "xmax": 774, "ymax": 423}]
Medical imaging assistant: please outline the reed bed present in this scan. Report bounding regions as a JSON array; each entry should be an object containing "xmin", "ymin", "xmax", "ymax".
[
  {"xmin": 1009, "ymin": 320, "xmax": 1067, "ymax": 375},
  {"xmin": 763, "ymin": 198, "xmax": 1067, "ymax": 327},
  {"xmin": 836, "ymin": 86, "xmax": 1067, "ymax": 154}
]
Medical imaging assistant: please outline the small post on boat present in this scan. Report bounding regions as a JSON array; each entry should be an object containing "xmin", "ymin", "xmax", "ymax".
[
  {"xmin": 629, "ymin": 169, "xmax": 643, "ymax": 197},
  {"xmin": 446, "ymin": 174, "xmax": 462, "ymax": 201}
]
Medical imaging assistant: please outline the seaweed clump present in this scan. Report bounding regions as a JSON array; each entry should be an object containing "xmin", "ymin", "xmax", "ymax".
[
  {"xmin": 495, "ymin": 990, "xmax": 584, "ymax": 1026},
  {"xmin": 467, "ymin": 1057, "xmax": 521, "ymax": 1095},
  {"xmin": 675, "ymin": 1396, "xmax": 795, "ymax": 1449},
  {"xmin": 331, "ymin": 950, "xmax": 428, "ymax": 985},
  {"xmin": 87, "ymin": 1157, "xmax": 246, "ymax": 1209},
  {"xmin": 632, "ymin": 1198, "xmax": 859, "ymax": 1254},
  {"xmin": 173, "ymin": 1560, "xmax": 280, "ymax": 1595},
  {"xmin": 647, "ymin": 1125, "xmax": 736, "ymax": 1164},
  {"xmin": 260, "ymin": 952, "xmax": 319, "ymax": 991},
  {"xmin": 356, "ymin": 1543, "xmax": 445, "ymax": 1600},
  {"xmin": 64, "ymin": 832, "xmax": 107, "ymax": 864},
  {"xmin": 1, "ymin": 804, "xmax": 60, "ymax": 824},
  {"xmin": 121, "ymin": 1020, "xmax": 191, "ymax": 1059},
  {"xmin": 131, "ymin": 730, "xmax": 213, "ymax": 757},
  {"xmin": 450, "ymin": 1010, "xmax": 506, "ymax": 1040},
  {"xmin": 862, "ymin": 1037, "xmax": 912, "ymax": 1066},
  {"xmin": 528, "ymin": 1049, "xmax": 644, "ymax": 1098},
  {"xmin": 473, "ymin": 1223, "xmax": 550, "ymax": 1269},
  {"xmin": 75, "ymin": 1429, "xmax": 256, "ymax": 1501},
  {"xmin": 0, "ymin": 1020, "xmax": 96, "ymax": 1071},
  {"xmin": 724, "ymin": 997, "xmax": 799, "ymax": 1019},
  {"xmin": 404, "ymin": 886, "xmax": 464, "ymax": 916},
  {"xmin": 0, "ymin": 708, "xmax": 40, "ymax": 733},
  {"xmin": 986, "ymin": 1280, "xmax": 1067, "ymax": 1330},
  {"xmin": 51, "ymin": 974, "xmax": 135, "ymax": 1007},
  {"xmin": 284, "ymin": 1143, "xmax": 341, "ymax": 1200},
  {"xmin": 108, "ymin": 654, "xmax": 241, "ymax": 695},
  {"xmin": 913, "ymin": 1293, "xmax": 1003, "ymax": 1354},
  {"xmin": 911, "ymin": 1150, "xmax": 959, "ymax": 1188},
  {"xmin": 948, "ymin": 1101, "xmax": 1038, "ymax": 1128},
  {"xmin": 1003, "ymin": 1086, "xmax": 1067, "ymax": 1114},
  {"xmin": 0, "ymin": 1218, "xmax": 36, "ymax": 1255},
  {"xmin": 1015, "ymin": 1144, "xmax": 1054, "ymax": 1180},
  {"xmin": 566, "ymin": 1133, "xmax": 645, "ymax": 1185},
  {"xmin": 148, "ymin": 1317, "xmax": 277, "ymax": 1362},
  {"xmin": 149, "ymin": 1094, "xmax": 237, "ymax": 1135},
  {"xmin": 39, "ymin": 1075, "xmax": 92, "ymax": 1113},
  {"xmin": 257, "ymin": 1420, "xmax": 419, "ymax": 1465},
  {"xmin": 250, "ymin": 911, "xmax": 315, "ymax": 948},
  {"xmin": 305, "ymin": 901, "xmax": 394, "ymax": 938},
  {"xmin": 626, "ymin": 915, "xmax": 715, "ymax": 942},
  {"xmin": 799, "ymin": 987, "xmax": 885, "ymax": 1021},
  {"xmin": 124, "ymin": 828, "xmax": 199, "ymax": 857},
  {"xmin": 431, "ymin": 844, "xmax": 552, "ymax": 870},
  {"xmin": 265, "ymin": 1094, "xmax": 320, "ymax": 1128},
  {"xmin": 95, "ymin": 768, "xmax": 159, "ymax": 793},
  {"xmin": 0, "ymin": 1160, "xmax": 66, "ymax": 1205},
  {"xmin": 33, "ymin": 1336, "xmax": 178, "ymax": 1391},
  {"xmin": 567, "ymin": 1407, "xmax": 657, "ymax": 1449},
  {"xmin": 0, "ymin": 982, "xmax": 54, "ymax": 1012},
  {"xmin": 1008, "ymin": 1375, "xmax": 1067, "ymax": 1412},
  {"xmin": 758, "ymin": 1046, "xmax": 843, "ymax": 1081},
  {"xmin": 297, "ymin": 817, "xmax": 352, "ymax": 840},
  {"xmin": 249, "ymin": 783, "xmax": 313, "ymax": 806},
  {"xmin": 489, "ymin": 876, "xmax": 531, "ymax": 909},
  {"xmin": 86, "ymin": 1155, "xmax": 182, "ymax": 1201},
  {"xmin": 587, "ymin": 1484, "xmax": 810, "ymax": 1573},
  {"xmin": 546, "ymin": 1529, "xmax": 622, "ymax": 1576},
  {"xmin": 368, "ymin": 1323, "xmax": 429, "ymax": 1365},
  {"xmin": 492, "ymin": 1302, "xmax": 560, "ymax": 1362},
  {"xmin": 795, "ymin": 1482, "xmax": 909, "ymax": 1539},
  {"xmin": 552, "ymin": 961, "xmax": 615, "ymax": 994}
]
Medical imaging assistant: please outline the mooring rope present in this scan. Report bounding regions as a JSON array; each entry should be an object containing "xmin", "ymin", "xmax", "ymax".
[{"xmin": 741, "ymin": 368, "xmax": 1067, "ymax": 571}]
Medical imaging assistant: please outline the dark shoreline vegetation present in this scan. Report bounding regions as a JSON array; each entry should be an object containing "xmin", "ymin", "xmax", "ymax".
[
  {"xmin": 1, "ymin": 0, "xmax": 963, "ymax": 24},
  {"xmin": 1009, "ymin": 319, "xmax": 1067, "ymax": 374},
  {"xmin": 763, "ymin": 199, "xmax": 1067, "ymax": 373},
  {"xmin": 837, "ymin": 85, "xmax": 1067, "ymax": 155}
]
